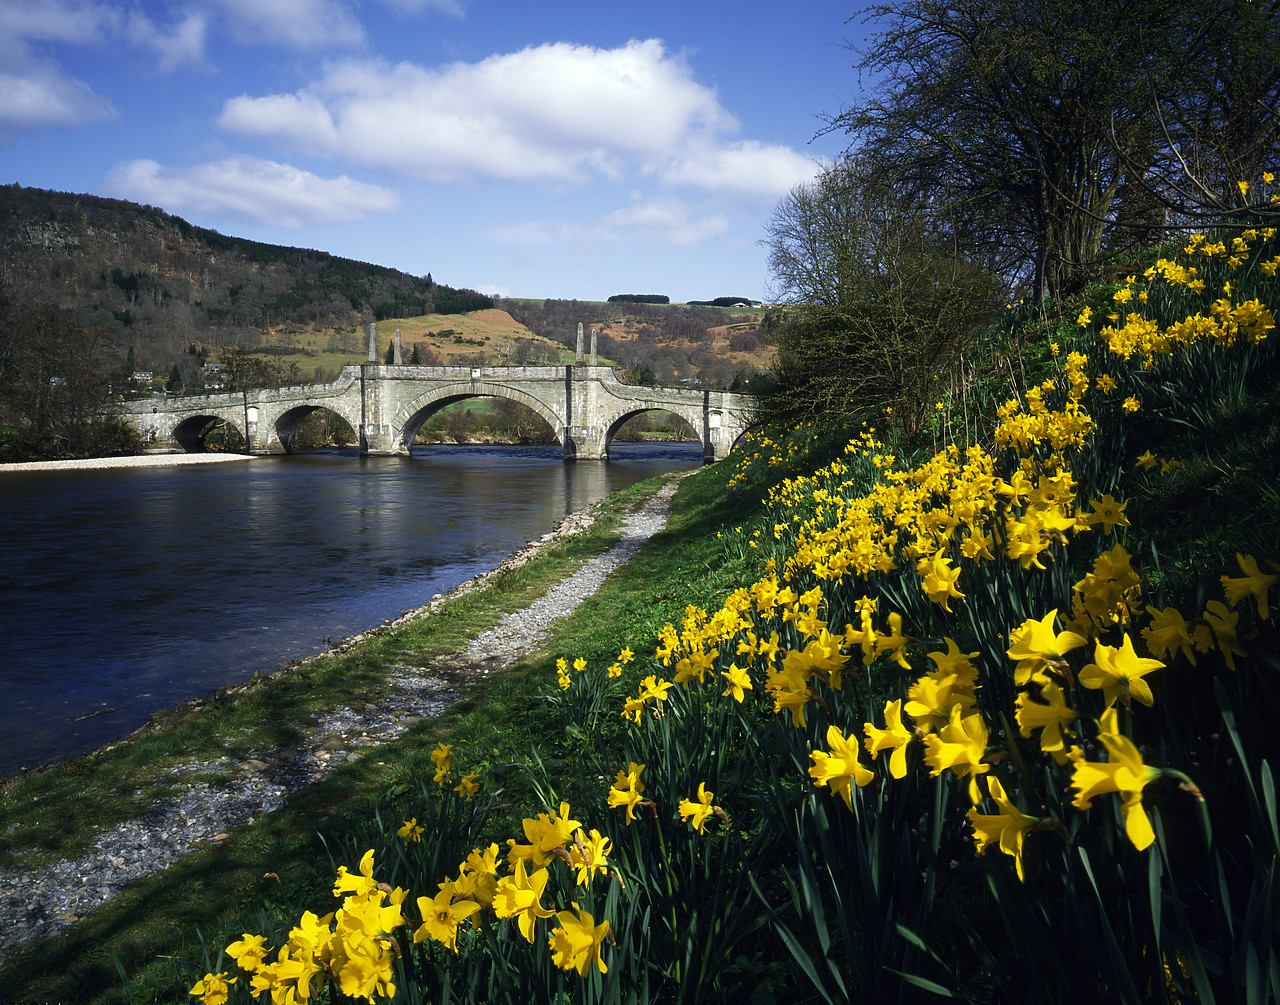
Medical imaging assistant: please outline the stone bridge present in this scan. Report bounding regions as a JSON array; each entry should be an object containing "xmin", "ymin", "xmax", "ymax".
[{"xmin": 117, "ymin": 363, "xmax": 755, "ymax": 462}]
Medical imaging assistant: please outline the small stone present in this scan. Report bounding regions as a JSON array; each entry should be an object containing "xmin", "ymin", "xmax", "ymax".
[
  {"xmin": 318, "ymin": 736, "xmax": 349, "ymax": 751},
  {"xmin": 211, "ymin": 833, "xmax": 230, "ymax": 842},
  {"xmin": 242, "ymin": 759, "xmax": 269, "ymax": 772}
]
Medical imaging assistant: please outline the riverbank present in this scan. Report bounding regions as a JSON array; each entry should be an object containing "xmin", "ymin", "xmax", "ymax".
[
  {"xmin": 0, "ymin": 452, "xmax": 252, "ymax": 473},
  {"xmin": 0, "ymin": 470, "xmax": 722, "ymax": 998}
]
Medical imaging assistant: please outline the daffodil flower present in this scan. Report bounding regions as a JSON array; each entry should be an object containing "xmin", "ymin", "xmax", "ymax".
[
  {"xmin": 190, "ymin": 971, "xmax": 236, "ymax": 1005},
  {"xmin": 493, "ymin": 860, "xmax": 555, "ymax": 943},
  {"xmin": 1070, "ymin": 708, "xmax": 1163, "ymax": 850},
  {"xmin": 1006, "ymin": 610, "xmax": 1086, "ymax": 686},
  {"xmin": 1220, "ymin": 552, "xmax": 1278, "ymax": 619},
  {"xmin": 967, "ymin": 776, "xmax": 1040, "ymax": 881},
  {"xmin": 863, "ymin": 698, "xmax": 915, "ymax": 778},
  {"xmin": 413, "ymin": 887, "xmax": 480, "ymax": 953},
  {"xmin": 397, "ymin": 817, "xmax": 424, "ymax": 843},
  {"xmin": 1079, "ymin": 635, "xmax": 1164, "ymax": 708},
  {"xmin": 548, "ymin": 903, "xmax": 611, "ymax": 975},
  {"xmin": 677, "ymin": 782, "xmax": 718, "ymax": 833},
  {"xmin": 809, "ymin": 725, "xmax": 874, "ymax": 809},
  {"xmin": 606, "ymin": 762, "xmax": 646, "ymax": 823}
]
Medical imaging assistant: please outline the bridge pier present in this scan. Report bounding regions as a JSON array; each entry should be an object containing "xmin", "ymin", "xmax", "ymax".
[{"xmin": 562, "ymin": 424, "xmax": 607, "ymax": 460}]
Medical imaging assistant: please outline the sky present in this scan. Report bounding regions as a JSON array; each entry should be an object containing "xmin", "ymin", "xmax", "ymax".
[{"xmin": 0, "ymin": 1, "xmax": 875, "ymax": 304}]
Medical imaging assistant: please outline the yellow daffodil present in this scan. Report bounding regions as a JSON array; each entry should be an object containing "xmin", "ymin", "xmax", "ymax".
[
  {"xmin": 809, "ymin": 724, "xmax": 875, "ymax": 810},
  {"xmin": 512, "ymin": 802, "xmax": 581, "ymax": 867},
  {"xmin": 922, "ymin": 705, "xmax": 990, "ymax": 802},
  {"xmin": 1202, "ymin": 600, "xmax": 1247, "ymax": 670},
  {"xmin": 967, "ymin": 776, "xmax": 1040, "ymax": 881},
  {"xmin": 1015, "ymin": 681, "xmax": 1077, "ymax": 761},
  {"xmin": 917, "ymin": 553, "xmax": 965, "ymax": 611},
  {"xmin": 413, "ymin": 888, "xmax": 481, "ymax": 953},
  {"xmin": 677, "ymin": 782, "xmax": 718, "ymax": 834},
  {"xmin": 225, "ymin": 933, "xmax": 270, "ymax": 973},
  {"xmin": 904, "ymin": 671, "xmax": 975, "ymax": 732},
  {"xmin": 397, "ymin": 817, "xmax": 424, "ymax": 843},
  {"xmin": 494, "ymin": 860, "xmax": 556, "ymax": 943},
  {"xmin": 569, "ymin": 828, "xmax": 611, "ymax": 886},
  {"xmin": 190, "ymin": 972, "xmax": 236, "ymax": 1005},
  {"xmin": 334, "ymin": 850, "xmax": 379, "ymax": 899},
  {"xmin": 1070, "ymin": 708, "xmax": 1163, "ymax": 850},
  {"xmin": 720, "ymin": 663, "xmax": 753, "ymax": 702},
  {"xmin": 863, "ymin": 698, "xmax": 915, "ymax": 778},
  {"xmin": 606, "ymin": 762, "xmax": 647, "ymax": 823},
  {"xmin": 430, "ymin": 742, "xmax": 454, "ymax": 785},
  {"xmin": 548, "ymin": 903, "xmax": 611, "ymax": 976},
  {"xmin": 1220, "ymin": 552, "xmax": 1278, "ymax": 619},
  {"xmin": 1085, "ymin": 495, "xmax": 1130, "ymax": 534},
  {"xmin": 1141, "ymin": 605, "xmax": 1196, "ymax": 664},
  {"xmin": 1006, "ymin": 610, "xmax": 1086, "ymax": 686},
  {"xmin": 1079, "ymin": 634, "xmax": 1164, "ymax": 708}
]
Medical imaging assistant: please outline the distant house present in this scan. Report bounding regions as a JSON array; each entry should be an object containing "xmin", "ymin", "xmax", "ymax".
[
  {"xmin": 203, "ymin": 362, "xmax": 222, "ymax": 372},
  {"xmin": 131, "ymin": 371, "xmax": 154, "ymax": 383}
]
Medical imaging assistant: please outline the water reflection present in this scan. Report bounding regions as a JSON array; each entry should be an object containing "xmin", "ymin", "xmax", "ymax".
[{"xmin": 0, "ymin": 442, "xmax": 700, "ymax": 775}]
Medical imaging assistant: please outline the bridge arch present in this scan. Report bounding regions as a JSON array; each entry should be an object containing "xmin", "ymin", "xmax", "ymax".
[
  {"xmin": 165, "ymin": 410, "xmax": 247, "ymax": 452},
  {"xmin": 270, "ymin": 403, "xmax": 360, "ymax": 454},
  {"xmin": 392, "ymin": 381, "xmax": 565, "ymax": 452},
  {"xmin": 603, "ymin": 407, "xmax": 700, "ymax": 452}
]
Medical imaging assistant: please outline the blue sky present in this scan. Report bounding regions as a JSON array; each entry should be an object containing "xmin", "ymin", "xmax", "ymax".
[{"xmin": 1, "ymin": 1, "xmax": 871, "ymax": 303}]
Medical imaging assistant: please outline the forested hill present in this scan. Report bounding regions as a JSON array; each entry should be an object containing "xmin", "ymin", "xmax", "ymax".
[{"xmin": 0, "ymin": 183, "xmax": 490, "ymax": 371}]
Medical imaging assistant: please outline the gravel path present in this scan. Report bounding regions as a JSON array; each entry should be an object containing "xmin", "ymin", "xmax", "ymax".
[{"xmin": 0, "ymin": 475, "xmax": 685, "ymax": 968}]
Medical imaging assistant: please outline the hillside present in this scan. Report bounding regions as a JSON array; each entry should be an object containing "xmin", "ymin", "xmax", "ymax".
[
  {"xmin": 0, "ymin": 185, "xmax": 773, "ymax": 391},
  {"xmin": 0, "ymin": 184, "xmax": 490, "ymax": 385}
]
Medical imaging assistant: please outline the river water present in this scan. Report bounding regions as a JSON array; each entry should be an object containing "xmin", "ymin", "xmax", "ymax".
[{"xmin": 0, "ymin": 442, "xmax": 702, "ymax": 777}]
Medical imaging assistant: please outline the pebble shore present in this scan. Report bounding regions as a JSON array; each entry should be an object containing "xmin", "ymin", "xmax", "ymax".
[
  {"xmin": 0, "ymin": 452, "xmax": 253, "ymax": 473},
  {"xmin": 0, "ymin": 475, "xmax": 685, "ymax": 968}
]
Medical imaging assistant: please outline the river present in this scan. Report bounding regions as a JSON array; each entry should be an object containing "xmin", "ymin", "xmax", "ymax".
[{"xmin": 0, "ymin": 442, "xmax": 702, "ymax": 777}]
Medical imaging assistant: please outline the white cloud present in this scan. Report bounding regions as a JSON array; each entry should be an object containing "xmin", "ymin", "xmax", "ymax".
[
  {"xmin": 663, "ymin": 141, "xmax": 825, "ymax": 201},
  {"xmin": 0, "ymin": 1, "xmax": 119, "ymax": 141},
  {"xmin": 0, "ymin": 69, "xmax": 114, "ymax": 142},
  {"xmin": 102, "ymin": 156, "xmax": 401, "ymax": 229},
  {"xmin": 206, "ymin": 0, "xmax": 365, "ymax": 49},
  {"xmin": 0, "ymin": 1, "xmax": 120, "ymax": 51},
  {"xmin": 218, "ymin": 39, "xmax": 739, "ymax": 185},
  {"xmin": 376, "ymin": 0, "xmax": 466, "ymax": 16},
  {"xmin": 129, "ymin": 10, "xmax": 210, "ymax": 73},
  {"xmin": 492, "ymin": 199, "xmax": 731, "ymax": 249}
]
